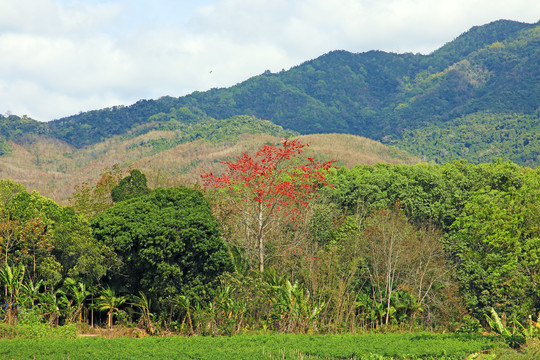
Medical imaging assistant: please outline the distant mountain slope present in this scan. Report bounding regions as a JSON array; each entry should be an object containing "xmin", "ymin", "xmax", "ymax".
[
  {"xmin": 0, "ymin": 128, "xmax": 419, "ymax": 204},
  {"xmin": 1, "ymin": 19, "xmax": 538, "ymax": 166},
  {"xmin": 399, "ymin": 112, "xmax": 539, "ymax": 166}
]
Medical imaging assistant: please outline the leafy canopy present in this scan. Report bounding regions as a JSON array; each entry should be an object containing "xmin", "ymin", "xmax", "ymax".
[
  {"xmin": 91, "ymin": 186, "xmax": 233, "ymax": 303},
  {"xmin": 110, "ymin": 169, "xmax": 151, "ymax": 203}
]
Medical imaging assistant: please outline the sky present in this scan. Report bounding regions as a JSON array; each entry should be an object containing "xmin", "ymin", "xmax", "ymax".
[{"xmin": 1, "ymin": 0, "xmax": 538, "ymax": 122}]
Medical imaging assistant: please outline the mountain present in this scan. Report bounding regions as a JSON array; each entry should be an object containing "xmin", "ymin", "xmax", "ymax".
[{"xmin": 0, "ymin": 19, "xmax": 538, "ymax": 166}]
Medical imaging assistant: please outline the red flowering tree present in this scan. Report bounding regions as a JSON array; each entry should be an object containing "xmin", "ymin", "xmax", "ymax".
[{"xmin": 201, "ymin": 139, "xmax": 336, "ymax": 272}]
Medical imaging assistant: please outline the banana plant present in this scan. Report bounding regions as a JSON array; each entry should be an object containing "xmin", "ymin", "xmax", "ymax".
[
  {"xmin": 192, "ymin": 300, "xmax": 217, "ymax": 335},
  {"xmin": 131, "ymin": 291, "xmax": 156, "ymax": 334},
  {"xmin": 270, "ymin": 280, "xmax": 325, "ymax": 332},
  {"xmin": 39, "ymin": 289, "xmax": 69, "ymax": 327},
  {"xmin": 486, "ymin": 308, "xmax": 527, "ymax": 349},
  {"xmin": 0, "ymin": 262, "xmax": 25, "ymax": 324},
  {"xmin": 64, "ymin": 278, "xmax": 87, "ymax": 323},
  {"xmin": 485, "ymin": 307, "xmax": 511, "ymax": 337},
  {"xmin": 20, "ymin": 278, "xmax": 43, "ymax": 307},
  {"xmin": 176, "ymin": 295, "xmax": 193, "ymax": 334},
  {"xmin": 215, "ymin": 285, "xmax": 246, "ymax": 334},
  {"xmin": 526, "ymin": 315, "xmax": 540, "ymax": 339}
]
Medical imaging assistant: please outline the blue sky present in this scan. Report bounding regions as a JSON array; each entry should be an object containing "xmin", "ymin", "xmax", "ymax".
[{"xmin": 1, "ymin": 0, "xmax": 539, "ymax": 121}]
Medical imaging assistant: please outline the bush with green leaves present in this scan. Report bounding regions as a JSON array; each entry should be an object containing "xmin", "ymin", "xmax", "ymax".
[
  {"xmin": 110, "ymin": 169, "xmax": 150, "ymax": 203},
  {"xmin": 91, "ymin": 186, "xmax": 233, "ymax": 308},
  {"xmin": 0, "ymin": 323, "xmax": 76, "ymax": 339},
  {"xmin": 447, "ymin": 177, "xmax": 540, "ymax": 322},
  {"xmin": 456, "ymin": 315, "xmax": 482, "ymax": 334}
]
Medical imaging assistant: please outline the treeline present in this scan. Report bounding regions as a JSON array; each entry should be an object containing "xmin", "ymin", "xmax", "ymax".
[
  {"xmin": 125, "ymin": 115, "xmax": 296, "ymax": 154},
  {"xmin": 0, "ymin": 114, "xmax": 49, "ymax": 155},
  {"xmin": 0, "ymin": 150, "xmax": 538, "ymax": 339}
]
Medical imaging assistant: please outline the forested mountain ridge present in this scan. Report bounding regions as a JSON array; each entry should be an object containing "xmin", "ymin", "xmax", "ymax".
[
  {"xmin": 1, "ymin": 19, "xmax": 539, "ymax": 165},
  {"xmin": 428, "ymin": 19, "xmax": 534, "ymax": 69}
]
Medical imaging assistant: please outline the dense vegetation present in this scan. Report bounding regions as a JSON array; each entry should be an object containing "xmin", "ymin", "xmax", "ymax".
[
  {"xmin": 1, "ymin": 20, "xmax": 538, "ymax": 166},
  {"xmin": 330, "ymin": 159, "xmax": 540, "ymax": 327},
  {"xmin": 0, "ymin": 114, "xmax": 49, "ymax": 155},
  {"xmin": 399, "ymin": 112, "xmax": 539, "ymax": 166},
  {"xmin": 1, "ymin": 136, "xmax": 539, "ymax": 355}
]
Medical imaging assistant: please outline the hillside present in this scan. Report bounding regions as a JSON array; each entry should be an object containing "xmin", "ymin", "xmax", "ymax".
[
  {"xmin": 0, "ymin": 19, "xmax": 538, "ymax": 166},
  {"xmin": 0, "ymin": 116, "xmax": 419, "ymax": 203}
]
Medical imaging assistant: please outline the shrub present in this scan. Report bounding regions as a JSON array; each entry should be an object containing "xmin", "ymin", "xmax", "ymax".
[{"xmin": 456, "ymin": 315, "xmax": 482, "ymax": 334}]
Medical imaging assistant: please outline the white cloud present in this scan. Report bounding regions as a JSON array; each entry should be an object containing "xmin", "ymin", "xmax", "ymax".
[
  {"xmin": 191, "ymin": 0, "xmax": 539, "ymax": 54},
  {"xmin": 0, "ymin": 0, "xmax": 122, "ymax": 36},
  {"xmin": 0, "ymin": 0, "xmax": 538, "ymax": 121}
]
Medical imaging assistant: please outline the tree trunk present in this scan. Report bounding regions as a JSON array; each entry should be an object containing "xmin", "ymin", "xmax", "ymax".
[
  {"xmin": 258, "ymin": 234, "xmax": 264, "ymax": 272},
  {"xmin": 71, "ymin": 303, "xmax": 84, "ymax": 323},
  {"xmin": 91, "ymin": 296, "xmax": 94, "ymax": 327},
  {"xmin": 257, "ymin": 202, "xmax": 265, "ymax": 272},
  {"xmin": 108, "ymin": 310, "xmax": 113, "ymax": 328},
  {"xmin": 6, "ymin": 302, "xmax": 12, "ymax": 325}
]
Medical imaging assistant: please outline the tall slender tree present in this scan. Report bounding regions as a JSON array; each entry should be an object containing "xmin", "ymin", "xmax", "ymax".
[{"xmin": 96, "ymin": 287, "xmax": 127, "ymax": 329}]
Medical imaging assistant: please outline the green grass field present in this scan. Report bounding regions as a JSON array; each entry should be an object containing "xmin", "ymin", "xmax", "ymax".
[{"xmin": 0, "ymin": 332, "xmax": 500, "ymax": 359}]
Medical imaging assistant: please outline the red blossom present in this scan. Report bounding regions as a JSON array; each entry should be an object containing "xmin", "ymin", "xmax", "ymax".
[{"xmin": 200, "ymin": 138, "xmax": 336, "ymax": 271}]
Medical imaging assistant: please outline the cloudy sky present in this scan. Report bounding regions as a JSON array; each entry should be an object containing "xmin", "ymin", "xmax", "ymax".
[{"xmin": 1, "ymin": 0, "xmax": 538, "ymax": 121}]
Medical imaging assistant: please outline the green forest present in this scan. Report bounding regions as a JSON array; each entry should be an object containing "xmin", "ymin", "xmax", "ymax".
[{"xmin": 1, "ymin": 138, "xmax": 539, "ymax": 356}]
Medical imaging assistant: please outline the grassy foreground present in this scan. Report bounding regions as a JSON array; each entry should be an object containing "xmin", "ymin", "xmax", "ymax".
[{"xmin": 0, "ymin": 332, "xmax": 500, "ymax": 359}]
